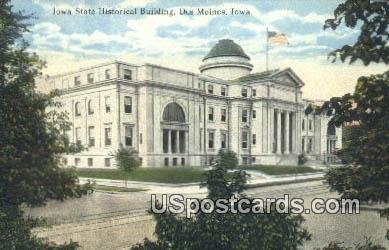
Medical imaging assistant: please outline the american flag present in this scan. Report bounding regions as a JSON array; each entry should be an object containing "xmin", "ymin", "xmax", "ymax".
[{"xmin": 268, "ymin": 31, "xmax": 289, "ymax": 45}]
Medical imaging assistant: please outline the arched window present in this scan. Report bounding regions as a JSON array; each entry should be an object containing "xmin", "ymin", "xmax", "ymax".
[
  {"xmin": 88, "ymin": 100, "xmax": 94, "ymax": 115},
  {"xmin": 163, "ymin": 102, "xmax": 185, "ymax": 123},
  {"xmin": 75, "ymin": 102, "xmax": 81, "ymax": 116},
  {"xmin": 327, "ymin": 123, "xmax": 336, "ymax": 136}
]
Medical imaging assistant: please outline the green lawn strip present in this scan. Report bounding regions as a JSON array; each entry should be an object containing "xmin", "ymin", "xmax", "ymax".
[
  {"xmin": 93, "ymin": 185, "xmax": 147, "ymax": 193},
  {"xmin": 76, "ymin": 167, "xmax": 208, "ymax": 184},
  {"xmin": 237, "ymin": 165, "xmax": 322, "ymax": 175}
]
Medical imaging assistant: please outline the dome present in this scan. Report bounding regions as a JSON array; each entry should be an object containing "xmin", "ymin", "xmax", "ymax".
[
  {"xmin": 199, "ymin": 39, "xmax": 253, "ymax": 80},
  {"xmin": 203, "ymin": 39, "xmax": 250, "ymax": 61}
]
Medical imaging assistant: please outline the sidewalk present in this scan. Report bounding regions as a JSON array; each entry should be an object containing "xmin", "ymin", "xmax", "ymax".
[{"xmin": 79, "ymin": 171, "xmax": 325, "ymax": 194}]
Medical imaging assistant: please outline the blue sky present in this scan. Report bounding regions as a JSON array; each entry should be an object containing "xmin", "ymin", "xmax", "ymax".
[{"xmin": 12, "ymin": 0, "xmax": 386, "ymax": 99}]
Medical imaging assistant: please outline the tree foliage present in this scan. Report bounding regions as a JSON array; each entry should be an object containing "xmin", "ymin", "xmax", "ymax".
[
  {"xmin": 317, "ymin": 68, "xmax": 388, "ymax": 202},
  {"xmin": 132, "ymin": 151, "xmax": 311, "ymax": 249},
  {"xmin": 314, "ymin": 0, "xmax": 389, "ymax": 203},
  {"xmin": 317, "ymin": 238, "xmax": 385, "ymax": 250},
  {"xmin": 114, "ymin": 148, "xmax": 141, "ymax": 173},
  {"xmin": 324, "ymin": 0, "xmax": 388, "ymax": 65},
  {"xmin": 0, "ymin": 1, "xmax": 91, "ymax": 248}
]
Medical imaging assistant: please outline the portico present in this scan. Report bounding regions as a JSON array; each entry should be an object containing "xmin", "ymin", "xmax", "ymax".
[
  {"xmin": 161, "ymin": 102, "xmax": 189, "ymax": 166},
  {"xmin": 273, "ymin": 109, "xmax": 295, "ymax": 154}
]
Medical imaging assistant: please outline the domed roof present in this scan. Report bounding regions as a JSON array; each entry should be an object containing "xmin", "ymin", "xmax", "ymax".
[{"xmin": 203, "ymin": 39, "xmax": 250, "ymax": 61}]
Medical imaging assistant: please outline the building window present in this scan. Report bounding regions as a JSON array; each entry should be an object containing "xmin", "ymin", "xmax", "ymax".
[
  {"xmin": 74, "ymin": 158, "xmax": 80, "ymax": 167},
  {"xmin": 308, "ymin": 138, "xmax": 313, "ymax": 153},
  {"xmin": 309, "ymin": 119, "xmax": 313, "ymax": 131},
  {"xmin": 139, "ymin": 133, "xmax": 143, "ymax": 144},
  {"xmin": 125, "ymin": 125, "xmax": 133, "ymax": 146},
  {"xmin": 75, "ymin": 102, "xmax": 81, "ymax": 116},
  {"xmin": 242, "ymin": 109, "xmax": 248, "ymax": 123},
  {"xmin": 252, "ymin": 89, "xmax": 257, "ymax": 97},
  {"xmin": 87, "ymin": 158, "xmax": 93, "ymax": 167},
  {"xmin": 164, "ymin": 158, "xmax": 169, "ymax": 166},
  {"xmin": 105, "ymin": 96, "xmax": 111, "ymax": 113},
  {"xmin": 74, "ymin": 76, "xmax": 81, "ymax": 86},
  {"xmin": 302, "ymin": 119, "xmax": 306, "ymax": 131},
  {"xmin": 88, "ymin": 126, "xmax": 95, "ymax": 147},
  {"xmin": 241, "ymin": 88, "xmax": 248, "ymax": 97},
  {"xmin": 221, "ymin": 131, "xmax": 227, "ymax": 149},
  {"xmin": 252, "ymin": 134, "xmax": 256, "ymax": 145},
  {"xmin": 104, "ymin": 158, "xmax": 111, "ymax": 167},
  {"xmin": 87, "ymin": 73, "xmax": 94, "ymax": 84},
  {"xmin": 302, "ymin": 138, "xmax": 305, "ymax": 152},
  {"xmin": 199, "ymin": 129, "xmax": 202, "ymax": 151},
  {"xmin": 208, "ymin": 131, "xmax": 214, "ymax": 149},
  {"xmin": 181, "ymin": 158, "xmax": 185, "ymax": 166},
  {"xmin": 221, "ymin": 86, "xmax": 226, "ymax": 96},
  {"xmin": 173, "ymin": 158, "xmax": 178, "ymax": 166},
  {"xmin": 75, "ymin": 127, "xmax": 81, "ymax": 146},
  {"xmin": 251, "ymin": 157, "xmax": 256, "ymax": 163},
  {"xmin": 88, "ymin": 100, "xmax": 94, "ymax": 115},
  {"xmin": 105, "ymin": 69, "xmax": 111, "ymax": 80},
  {"xmin": 105, "ymin": 127, "xmax": 112, "ymax": 146},
  {"xmin": 124, "ymin": 96, "xmax": 132, "ymax": 113},
  {"xmin": 252, "ymin": 110, "xmax": 256, "ymax": 119},
  {"xmin": 242, "ymin": 131, "xmax": 248, "ymax": 149},
  {"xmin": 208, "ymin": 107, "xmax": 214, "ymax": 121},
  {"xmin": 242, "ymin": 157, "xmax": 248, "ymax": 165},
  {"xmin": 221, "ymin": 108, "xmax": 226, "ymax": 122},
  {"xmin": 123, "ymin": 69, "xmax": 132, "ymax": 80},
  {"xmin": 207, "ymin": 84, "xmax": 213, "ymax": 94}
]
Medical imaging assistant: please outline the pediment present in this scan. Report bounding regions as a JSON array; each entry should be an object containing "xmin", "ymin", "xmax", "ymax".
[{"xmin": 272, "ymin": 68, "xmax": 305, "ymax": 87}]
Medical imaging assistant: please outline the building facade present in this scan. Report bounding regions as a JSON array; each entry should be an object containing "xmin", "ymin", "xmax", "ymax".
[{"xmin": 36, "ymin": 39, "xmax": 341, "ymax": 168}]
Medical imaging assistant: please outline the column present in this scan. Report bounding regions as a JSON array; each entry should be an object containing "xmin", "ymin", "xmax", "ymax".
[
  {"xmin": 285, "ymin": 111, "xmax": 290, "ymax": 154},
  {"xmin": 184, "ymin": 131, "xmax": 188, "ymax": 154},
  {"xmin": 267, "ymin": 105, "xmax": 272, "ymax": 153},
  {"xmin": 291, "ymin": 112, "xmax": 295, "ymax": 153},
  {"xmin": 277, "ymin": 110, "xmax": 282, "ymax": 154},
  {"xmin": 296, "ymin": 110, "xmax": 302, "ymax": 154},
  {"xmin": 167, "ymin": 130, "xmax": 171, "ymax": 153},
  {"xmin": 176, "ymin": 130, "xmax": 180, "ymax": 154}
]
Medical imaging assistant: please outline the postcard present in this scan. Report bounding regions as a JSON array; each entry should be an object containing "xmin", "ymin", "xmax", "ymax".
[{"xmin": 2, "ymin": 0, "xmax": 388, "ymax": 249}]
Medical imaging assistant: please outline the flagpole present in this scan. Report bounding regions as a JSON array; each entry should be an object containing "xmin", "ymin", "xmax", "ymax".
[{"xmin": 266, "ymin": 26, "xmax": 269, "ymax": 71}]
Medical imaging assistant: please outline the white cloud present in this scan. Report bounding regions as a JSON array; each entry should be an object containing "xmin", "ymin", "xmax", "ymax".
[
  {"xmin": 118, "ymin": 0, "xmax": 158, "ymax": 8},
  {"xmin": 28, "ymin": 1, "xmax": 380, "ymax": 102},
  {"xmin": 259, "ymin": 9, "xmax": 329, "ymax": 24},
  {"xmin": 32, "ymin": 0, "xmax": 89, "ymax": 14}
]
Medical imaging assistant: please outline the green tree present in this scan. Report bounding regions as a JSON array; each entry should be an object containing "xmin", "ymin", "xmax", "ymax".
[
  {"xmin": 114, "ymin": 147, "xmax": 141, "ymax": 186},
  {"xmin": 316, "ymin": 0, "xmax": 389, "ymax": 203},
  {"xmin": 132, "ymin": 151, "xmax": 311, "ymax": 249},
  {"xmin": 217, "ymin": 149, "xmax": 238, "ymax": 169},
  {"xmin": 324, "ymin": 0, "xmax": 388, "ymax": 65},
  {"xmin": 0, "ymin": 1, "xmax": 91, "ymax": 248},
  {"xmin": 317, "ymin": 238, "xmax": 385, "ymax": 250},
  {"xmin": 306, "ymin": 1, "xmax": 389, "ymax": 246}
]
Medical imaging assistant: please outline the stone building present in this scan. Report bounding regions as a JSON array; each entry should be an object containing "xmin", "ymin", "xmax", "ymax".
[{"xmin": 36, "ymin": 39, "xmax": 341, "ymax": 168}]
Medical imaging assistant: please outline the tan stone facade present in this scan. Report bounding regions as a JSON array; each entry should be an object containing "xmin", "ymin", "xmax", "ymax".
[{"xmin": 36, "ymin": 40, "xmax": 341, "ymax": 168}]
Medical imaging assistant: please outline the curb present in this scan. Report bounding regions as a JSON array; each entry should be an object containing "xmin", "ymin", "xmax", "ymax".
[
  {"xmin": 79, "ymin": 177, "xmax": 200, "ymax": 188},
  {"xmin": 81, "ymin": 176, "xmax": 325, "ymax": 190},
  {"xmin": 245, "ymin": 176, "xmax": 325, "ymax": 188}
]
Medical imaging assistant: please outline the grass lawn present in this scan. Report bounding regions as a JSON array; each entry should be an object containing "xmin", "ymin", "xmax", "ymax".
[
  {"xmin": 93, "ymin": 185, "xmax": 147, "ymax": 193},
  {"xmin": 237, "ymin": 165, "xmax": 322, "ymax": 175},
  {"xmin": 77, "ymin": 167, "xmax": 208, "ymax": 184}
]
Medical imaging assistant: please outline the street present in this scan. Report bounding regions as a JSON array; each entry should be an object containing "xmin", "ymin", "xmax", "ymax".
[{"xmin": 30, "ymin": 180, "xmax": 388, "ymax": 249}]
